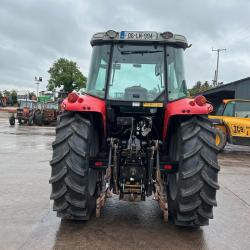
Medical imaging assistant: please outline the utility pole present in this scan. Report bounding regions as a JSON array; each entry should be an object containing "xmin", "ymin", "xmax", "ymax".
[{"xmin": 212, "ymin": 48, "xmax": 226, "ymax": 86}]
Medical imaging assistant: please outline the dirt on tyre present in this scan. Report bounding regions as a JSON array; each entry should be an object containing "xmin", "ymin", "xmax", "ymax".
[
  {"xmin": 50, "ymin": 112, "xmax": 99, "ymax": 220},
  {"xmin": 215, "ymin": 128, "xmax": 227, "ymax": 152},
  {"xmin": 168, "ymin": 115, "xmax": 220, "ymax": 227}
]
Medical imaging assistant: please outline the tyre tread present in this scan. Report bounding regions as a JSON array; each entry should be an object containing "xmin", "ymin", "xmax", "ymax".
[
  {"xmin": 168, "ymin": 115, "xmax": 220, "ymax": 227},
  {"xmin": 50, "ymin": 112, "xmax": 96, "ymax": 220}
]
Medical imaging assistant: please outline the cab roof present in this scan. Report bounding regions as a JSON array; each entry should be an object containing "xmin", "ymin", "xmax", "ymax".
[{"xmin": 91, "ymin": 30, "xmax": 189, "ymax": 49}]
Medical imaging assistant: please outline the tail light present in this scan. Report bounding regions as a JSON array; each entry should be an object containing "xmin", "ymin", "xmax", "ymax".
[
  {"xmin": 95, "ymin": 161, "xmax": 104, "ymax": 167},
  {"xmin": 189, "ymin": 100, "xmax": 195, "ymax": 106},
  {"xmin": 160, "ymin": 162, "xmax": 178, "ymax": 173},
  {"xmin": 163, "ymin": 164, "xmax": 173, "ymax": 170},
  {"xmin": 89, "ymin": 160, "xmax": 107, "ymax": 170},
  {"xmin": 194, "ymin": 95, "xmax": 207, "ymax": 106},
  {"xmin": 68, "ymin": 92, "xmax": 79, "ymax": 103},
  {"xmin": 78, "ymin": 97, "xmax": 84, "ymax": 103}
]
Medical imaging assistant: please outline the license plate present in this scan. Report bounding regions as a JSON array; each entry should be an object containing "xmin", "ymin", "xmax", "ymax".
[
  {"xmin": 143, "ymin": 102, "xmax": 163, "ymax": 108},
  {"xmin": 120, "ymin": 31, "xmax": 158, "ymax": 40}
]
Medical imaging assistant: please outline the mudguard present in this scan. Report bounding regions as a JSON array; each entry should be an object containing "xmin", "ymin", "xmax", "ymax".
[
  {"xmin": 163, "ymin": 98, "xmax": 213, "ymax": 139},
  {"xmin": 61, "ymin": 94, "xmax": 106, "ymax": 133}
]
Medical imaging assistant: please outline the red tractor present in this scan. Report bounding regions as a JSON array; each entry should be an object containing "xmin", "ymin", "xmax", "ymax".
[
  {"xmin": 41, "ymin": 101, "xmax": 60, "ymax": 125},
  {"xmin": 50, "ymin": 31, "xmax": 219, "ymax": 227}
]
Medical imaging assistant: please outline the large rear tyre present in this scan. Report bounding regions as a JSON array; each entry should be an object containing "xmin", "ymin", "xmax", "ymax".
[
  {"xmin": 50, "ymin": 112, "xmax": 99, "ymax": 220},
  {"xmin": 168, "ymin": 115, "xmax": 220, "ymax": 227}
]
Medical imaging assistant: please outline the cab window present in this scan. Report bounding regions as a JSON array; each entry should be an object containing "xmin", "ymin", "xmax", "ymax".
[
  {"xmin": 223, "ymin": 102, "xmax": 235, "ymax": 116},
  {"xmin": 215, "ymin": 104, "xmax": 224, "ymax": 116},
  {"xmin": 235, "ymin": 101, "xmax": 250, "ymax": 118},
  {"xmin": 86, "ymin": 45, "xmax": 111, "ymax": 98},
  {"xmin": 167, "ymin": 47, "xmax": 187, "ymax": 101}
]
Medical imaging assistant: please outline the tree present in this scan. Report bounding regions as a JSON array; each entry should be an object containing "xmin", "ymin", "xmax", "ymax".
[
  {"xmin": 188, "ymin": 81, "xmax": 212, "ymax": 96},
  {"xmin": 3, "ymin": 90, "xmax": 10, "ymax": 104},
  {"xmin": 3, "ymin": 90, "xmax": 10, "ymax": 97},
  {"xmin": 10, "ymin": 90, "xmax": 17, "ymax": 104},
  {"xmin": 47, "ymin": 58, "xmax": 87, "ymax": 93},
  {"xmin": 29, "ymin": 92, "xmax": 36, "ymax": 100}
]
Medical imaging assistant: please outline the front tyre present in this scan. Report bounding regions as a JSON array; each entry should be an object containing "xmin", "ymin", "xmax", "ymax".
[
  {"xmin": 34, "ymin": 112, "xmax": 43, "ymax": 126},
  {"xmin": 215, "ymin": 128, "xmax": 227, "ymax": 152},
  {"xmin": 50, "ymin": 112, "xmax": 99, "ymax": 220},
  {"xmin": 168, "ymin": 115, "xmax": 220, "ymax": 227},
  {"xmin": 18, "ymin": 118, "xmax": 23, "ymax": 124},
  {"xmin": 28, "ymin": 116, "xmax": 33, "ymax": 126},
  {"xmin": 9, "ymin": 116, "xmax": 15, "ymax": 126}
]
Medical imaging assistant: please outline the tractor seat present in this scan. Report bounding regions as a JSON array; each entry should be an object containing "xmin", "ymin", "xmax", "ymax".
[{"xmin": 124, "ymin": 85, "xmax": 148, "ymax": 101}]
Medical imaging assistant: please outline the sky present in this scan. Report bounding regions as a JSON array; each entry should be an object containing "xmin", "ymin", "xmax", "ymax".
[{"xmin": 0, "ymin": 0, "xmax": 250, "ymax": 93}]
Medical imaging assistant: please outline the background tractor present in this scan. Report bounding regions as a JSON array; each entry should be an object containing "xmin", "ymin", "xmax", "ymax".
[
  {"xmin": 50, "ymin": 30, "xmax": 220, "ymax": 228},
  {"xmin": 41, "ymin": 101, "xmax": 60, "ymax": 125},
  {"xmin": 9, "ymin": 99, "xmax": 37, "ymax": 126},
  {"xmin": 209, "ymin": 99, "xmax": 250, "ymax": 151}
]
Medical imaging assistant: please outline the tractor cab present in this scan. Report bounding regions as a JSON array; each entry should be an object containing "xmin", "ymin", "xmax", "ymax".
[{"xmin": 86, "ymin": 30, "xmax": 188, "ymax": 103}]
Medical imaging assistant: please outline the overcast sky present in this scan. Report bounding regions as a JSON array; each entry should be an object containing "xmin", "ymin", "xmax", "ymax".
[{"xmin": 0, "ymin": 0, "xmax": 250, "ymax": 92}]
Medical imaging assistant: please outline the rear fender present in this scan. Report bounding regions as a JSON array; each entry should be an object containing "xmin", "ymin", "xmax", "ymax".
[
  {"xmin": 62, "ymin": 94, "xmax": 106, "ymax": 135},
  {"xmin": 163, "ymin": 98, "xmax": 213, "ymax": 140}
]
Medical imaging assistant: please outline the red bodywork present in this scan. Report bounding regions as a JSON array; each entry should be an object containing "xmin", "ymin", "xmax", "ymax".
[
  {"xmin": 62, "ymin": 94, "xmax": 212, "ymax": 140},
  {"xmin": 163, "ymin": 98, "xmax": 213, "ymax": 139},
  {"xmin": 62, "ymin": 94, "xmax": 107, "ymax": 134}
]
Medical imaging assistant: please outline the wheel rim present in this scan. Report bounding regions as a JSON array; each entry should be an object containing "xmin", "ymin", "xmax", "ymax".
[{"xmin": 215, "ymin": 133, "xmax": 221, "ymax": 146}]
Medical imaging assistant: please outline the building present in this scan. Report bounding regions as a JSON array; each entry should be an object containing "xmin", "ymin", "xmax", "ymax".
[{"xmin": 202, "ymin": 77, "xmax": 250, "ymax": 111}]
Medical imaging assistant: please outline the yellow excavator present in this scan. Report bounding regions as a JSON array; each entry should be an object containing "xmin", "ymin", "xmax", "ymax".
[{"xmin": 209, "ymin": 99, "xmax": 250, "ymax": 151}]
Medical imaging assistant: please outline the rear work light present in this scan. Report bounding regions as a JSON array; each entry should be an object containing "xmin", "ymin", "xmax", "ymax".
[
  {"xmin": 194, "ymin": 95, "xmax": 207, "ymax": 106},
  {"xmin": 161, "ymin": 31, "xmax": 173, "ymax": 39},
  {"xmin": 106, "ymin": 30, "xmax": 117, "ymax": 39},
  {"xmin": 68, "ymin": 92, "xmax": 79, "ymax": 103}
]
